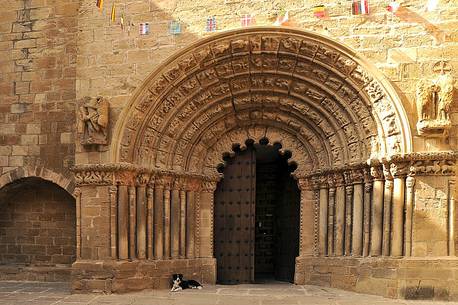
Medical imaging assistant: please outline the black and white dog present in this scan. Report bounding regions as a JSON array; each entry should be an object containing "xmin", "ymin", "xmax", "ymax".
[{"xmin": 170, "ymin": 274, "xmax": 203, "ymax": 292}]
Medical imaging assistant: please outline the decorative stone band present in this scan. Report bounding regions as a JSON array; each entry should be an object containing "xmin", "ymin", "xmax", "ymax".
[
  {"xmin": 294, "ymin": 151, "xmax": 458, "ymax": 182},
  {"xmin": 71, "ymin": 163, "xmax": 222, "ymax": 186}
]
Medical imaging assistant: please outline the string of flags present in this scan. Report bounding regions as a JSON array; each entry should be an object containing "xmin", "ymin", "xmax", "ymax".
[{"xmin": 94, "ymin": 0, "xmax": 441, "ymax": 36}]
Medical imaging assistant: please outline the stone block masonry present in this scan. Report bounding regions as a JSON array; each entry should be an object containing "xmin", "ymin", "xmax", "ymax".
[{"xmin": 0, "ymin": 0, "xmax": 77, "ymax": 177}]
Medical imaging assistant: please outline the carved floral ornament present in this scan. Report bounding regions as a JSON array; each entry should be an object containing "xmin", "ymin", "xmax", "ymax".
[{"xmin": 111, "ymin": 28, "xmax": 412, "ymax": 177}]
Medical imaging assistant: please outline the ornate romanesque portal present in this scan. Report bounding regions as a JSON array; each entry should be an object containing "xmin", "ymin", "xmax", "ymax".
[{"xmin": 73, "ymin": 28, "xmax": 458, "ymax": 296}]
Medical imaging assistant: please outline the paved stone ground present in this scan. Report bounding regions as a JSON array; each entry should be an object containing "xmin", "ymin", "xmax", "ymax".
[{"xmin": 0, "ymin": 281, "xmax": 457, "ymax": 305}]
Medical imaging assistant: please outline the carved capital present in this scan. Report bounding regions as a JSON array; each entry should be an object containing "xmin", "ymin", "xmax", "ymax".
[
  {"xmin": 351, "ymin": 168, "xmax": 365, "ymax": 184},
  {"xmin": 319, "ymin": 175, "xmax": 328, "ymax": 188},
  {"xmin": 297, "ymin": 178, "xmax": 311, "ymax": 191},
  {"xmin": 334, "ymin": 172, "xmax": 345, "ymax": 187},
  {"xmin": 136, "ymin": 173, "xmax": 150, "ymax": 186},
  {"xmin": 114, "ymin": 170, "xmax": 135, "ymax": 185},
  {"xmin": 73, "ymin": 187, "xmax": 82, "ymax": 197},
  {"xmin": 382, "ymin": 163, "xmax": 393, "ymax": 180},
  {"xmin": 389, "ymin": 162, "xmax": 409, "ymax": 178},
  {"xmin": 108, "ymin": 185, "xmax": 117, "ymax": 195},
  {"xmin": 202, "ymin": 180, "xmax": 217, "ymax": 193}
]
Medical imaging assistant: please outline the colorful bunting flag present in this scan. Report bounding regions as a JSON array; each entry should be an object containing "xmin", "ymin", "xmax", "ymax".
[
  {"xmin": 96, "ymin": 0, "xmax": 103, "ymax": 10},
  {"xmin": 206, "ymin": 16, "xmax": 217, "ymax": 32},
  {"xmin": 312, "ymin": 5, "xmax": 327, "ymax": 18},
  {"xmin": 241, "ymin": 14, "xmax": 256, "ymax": 27},
  {"xmin": 352, "ymin": 0, "xmax": 369, "ymax": 15},
  {"xmin": 169, "ymin": 20, "xmax": 182, "ymax": 35},
  {"xmin": 139, "ymin": 23, "xmax": 149, "ymax": 35},
  {"xmin": 387, "ymin": 1, "xmax": 400, "ymax": 12},
  {"xmin": 111, "ymin": 3, "xmax": 116, "ymax": 22},
  {"xmin": 273, "ymin": 11, "xmax": 289, "ymax": 26}
]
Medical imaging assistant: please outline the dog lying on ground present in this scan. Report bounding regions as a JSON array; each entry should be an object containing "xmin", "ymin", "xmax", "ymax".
[{"xmin": 170, "ymin": 274, "xmax": 203, "ymax": 292}]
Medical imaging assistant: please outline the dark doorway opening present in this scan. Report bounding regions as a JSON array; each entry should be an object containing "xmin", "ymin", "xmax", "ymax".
[{"xmin": 214, "ymin": 141, "xmax": 300, "ymax": 284}]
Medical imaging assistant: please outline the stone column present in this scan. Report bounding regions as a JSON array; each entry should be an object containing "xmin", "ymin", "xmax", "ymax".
[
  {"xmin": 363, "ymin": 168, "xmax": 372, "ymax": 257},
  {"xmin": 313, "ymin": 179, "xmax": 320, "ymax": 257},
  {"xmin": 351, "ymin": 169, "xmax": 364, "ymax": 256},
  {"xmin": 146, "ymin": 181, "xmax": 154, "ymax": 259},
  {"xmin": 390, "ymin": 162, "xmax": 407, "ymax": 257},
  {"xmin": 128, "ymin": 186, "xmax": 137, "ymax": 259},
  {"xmin": 136, "ymin": 174, "xmax": 149, "ymax": 259},
  {"xmin": 74, "ymin": 188, "xmax": 82, "ymax": 259},
  {"xmin": 171, "ymin": 177, "xmax": 181, "ymax": 259},
  {"xmin": 404, "ymin": 174, "xmax": 415, "ymax": 256},
  {"xmin": 108, "ymin": 186, "xmax": 118, "ymax": 259},
  {"xmin": 327, "ymin": 175, "xmax": 336, "ymax": 256},
  {"xmin": 298, "ymin": 178, "xmax": 315, "ymax": 257},
  {"xmin": 344, "ymin": 171, "xmax": 353, "ymax": 256},
  {"xmin": 334, "ymin": 173, "xmax": 346, "ymax": 256},
  {"xmin": 382, "ymin": 164, "xmax": 393, "ymax": 256},
  {"xmin": 179, "ymin": 178, "xmax": 187, "ymax": 258},
  {"xmin": 186, "ymin": 179, "xmax": 200, "ymax": 259},
  {"xmin": 199, "ymin": 180, "xmax": 217, "ymax": 258},
  {"xmin": 154, "ymin": 176, "xmax": 165, "ymax": 259},
  {"xmin": 370, "ymin": 166, "xmax": 384, "ymax": 256},
  {"xmin": 163, "ymin": 176, "xmax": 173, "ymax": 259},
  {"xmin": 118, "ymin": 184, "xmax": 129, "ymax": 259},
  {"xmin": 318, "ymin": 176, "xmax": 328, "ymax": 256},
  {"xmin": 449, "ymin": 179, "xmax": 456, "ymax": 256}
]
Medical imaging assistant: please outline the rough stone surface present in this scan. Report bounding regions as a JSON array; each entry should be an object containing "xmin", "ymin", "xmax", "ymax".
[{"xmin": 2, "ymin": 281, "xmax": 458, "ymax": 305}]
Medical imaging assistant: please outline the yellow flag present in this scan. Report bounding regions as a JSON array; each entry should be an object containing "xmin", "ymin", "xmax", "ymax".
[
  {"xmin": 111, "ymin": 3, "xmax": 116, "ymax": 22},
  {"xmin": 96, "ymin": 0, "xmax": 103, "ymax": 10}
]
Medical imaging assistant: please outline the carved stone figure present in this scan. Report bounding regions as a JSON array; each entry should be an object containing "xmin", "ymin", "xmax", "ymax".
[
  {"xmin": 416, "ymin": 67, "xmax": 455, "ymax": 137},
  {"xmin": 79, "ymin": 96, "xmax": 109, "ymax": 145}
]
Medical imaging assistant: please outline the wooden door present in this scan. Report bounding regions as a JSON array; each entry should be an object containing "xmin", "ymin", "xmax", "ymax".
[{"xmin": 214, "ymin": 149, "xmax": 256, "ymax": 284}]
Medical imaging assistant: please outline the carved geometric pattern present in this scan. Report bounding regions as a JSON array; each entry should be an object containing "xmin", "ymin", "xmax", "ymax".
[{"xmin": 113, "ymin": 28, "xmax": 412, "ymax": 176}]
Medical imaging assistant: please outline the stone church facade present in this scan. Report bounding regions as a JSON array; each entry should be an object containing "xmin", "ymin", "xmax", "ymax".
[{"xmin": 0, "ymin": 0, "xmax": 457, "ymax": 301}]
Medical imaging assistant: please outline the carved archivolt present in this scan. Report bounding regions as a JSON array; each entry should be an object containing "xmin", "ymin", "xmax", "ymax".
[{"xmin": 112, "ymin": 28, "xmax": 412, "ymax": 176}]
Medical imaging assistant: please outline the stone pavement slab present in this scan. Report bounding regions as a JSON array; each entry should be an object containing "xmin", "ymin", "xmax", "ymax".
[{"xmin": 0, "ymin": 281, "xmax": 457, "ymax": 305}]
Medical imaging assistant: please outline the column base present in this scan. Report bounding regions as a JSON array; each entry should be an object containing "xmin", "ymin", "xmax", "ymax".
[
  {"xmin": 295, "ymin": 256, "xmax": 458, "ymax": 301},
  {"xmin": 71, "ymin": 258, "xmax": 216, "ymax": 293}
]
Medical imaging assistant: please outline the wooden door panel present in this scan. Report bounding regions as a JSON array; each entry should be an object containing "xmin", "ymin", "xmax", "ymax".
[{"xmin": 214, "ymin": 149, "xmax": 255, "ymax": 284}]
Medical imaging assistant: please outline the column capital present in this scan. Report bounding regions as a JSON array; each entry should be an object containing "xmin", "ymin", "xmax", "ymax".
[
  {"xmin": 382, "ymin": 163, "xmax": 393, "ymax": 180},
  {"xmin": 389, "ymin": 161, "xmax": 409, "ymax": 178},
  {"xmin": 201, "ymin": 180, "xmax": 218, "ymax": 192},
  {"xmin": 136, "ymin": 172, "xmax": 150, "ymax": 186},
  {"xmin": 333, "ymin": 172, "xmax": 345, "ymax": 187},
  {"xmin": 73, "ymin": 187, "xmax": 82, "ymax": 197},
  {"xmin": 318, "ymin": 175, "xmax": 328, "ymax": 188},
  {"xmin": 370, "ymin": 165, "xmax": 384, "ymax": 181}
]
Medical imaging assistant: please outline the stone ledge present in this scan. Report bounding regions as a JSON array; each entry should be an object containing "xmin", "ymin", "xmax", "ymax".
[
  {"xmin": 71, "ymin": 258, "xmax": 216, "ymax": 294},
  {"xmin": 0, "ymin": 264, "xmax": 72, "ymax": 282},
  {"xmin": 295, "ymin": 256, "xmax": 458, "ymax": 301}
]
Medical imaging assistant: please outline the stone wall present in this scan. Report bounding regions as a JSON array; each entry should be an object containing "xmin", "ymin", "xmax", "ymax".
[
  {"xmin": 0, "ymin": 0, "xmax": 78, "ymax": 177},
  {"xmin": 0, "ymin": 178, "xmax": 76, "ymax": 281},
  {"xmin": 71, "ymin": 258, "xmax": 216, "ymax": 293},
  {"xmin": 296, "ymin": 256, "xmax": 458, "ymax": 301}
]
